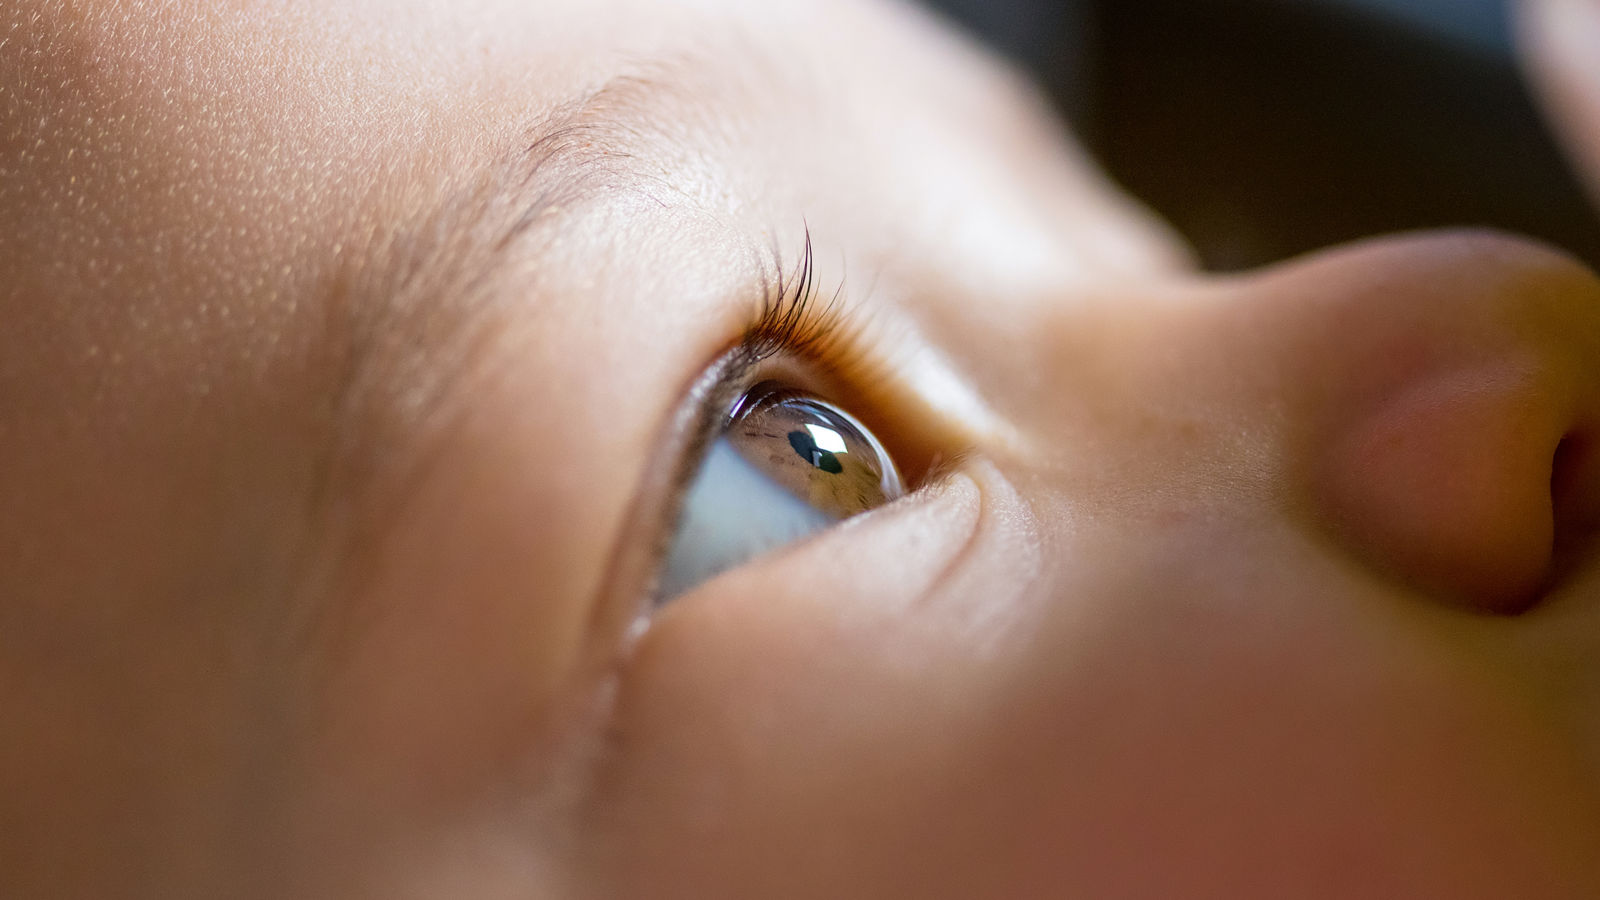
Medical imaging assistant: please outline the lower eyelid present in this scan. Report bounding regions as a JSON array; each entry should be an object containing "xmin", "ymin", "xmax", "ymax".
[{"xmin": 647, "ymin": 463, "xmax": 994, "ymax": 621}]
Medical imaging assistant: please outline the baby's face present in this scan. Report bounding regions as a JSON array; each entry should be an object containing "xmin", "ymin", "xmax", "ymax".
[{"xmin": 6, "ymin": 0, "xmax": 1600, "ymax": 896}]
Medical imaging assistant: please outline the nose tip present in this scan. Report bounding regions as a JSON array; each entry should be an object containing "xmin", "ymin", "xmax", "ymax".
[
  {"xmin": 1288, "ymin": 232, "xmax": 1600, "ymax": 613},
  {"xmin": 1321, "ymin": 356, "xmax": 1580, "ymax": 611}
]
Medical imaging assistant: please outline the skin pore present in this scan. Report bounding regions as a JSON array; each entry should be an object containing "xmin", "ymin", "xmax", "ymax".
[{"xmin": 4, "ymin": 0, "xmax": 1600, "ymax": 897}]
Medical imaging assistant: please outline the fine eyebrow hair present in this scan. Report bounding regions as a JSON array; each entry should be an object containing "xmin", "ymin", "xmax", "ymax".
[
  {"xmin": 299, "ymin": 54, "xmax": 759, "ymax": 613},
  {"xmin": 331, "ymin": 76, "xmax": 673, "ymax": 415}
]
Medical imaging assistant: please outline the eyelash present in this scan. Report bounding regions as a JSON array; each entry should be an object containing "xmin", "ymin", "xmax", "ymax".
[{"xmin": 737, "ymin": 229, "xmax": 882, "ymax": 390}]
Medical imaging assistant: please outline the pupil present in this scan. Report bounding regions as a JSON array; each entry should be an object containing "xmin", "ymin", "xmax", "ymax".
[{"xmin": 787, "ymin": 429, "xmax": 845, "ymax": 475}]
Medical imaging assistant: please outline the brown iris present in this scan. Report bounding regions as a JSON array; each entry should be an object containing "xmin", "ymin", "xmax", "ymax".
[{"xmin": 725, "ymin": 382, "xmax": 903, "ymax": 520}]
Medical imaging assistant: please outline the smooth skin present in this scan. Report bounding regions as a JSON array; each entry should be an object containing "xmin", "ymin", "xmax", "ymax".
[{"xmin": 4, "ymin": 0, "xmax": 1600, "ymax": 897}]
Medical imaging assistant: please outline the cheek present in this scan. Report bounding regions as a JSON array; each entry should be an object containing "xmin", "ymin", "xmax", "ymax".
[
  {"xmin": 996, "ymin": 546, "xmax": 1600, "ymax": 897},
  {"xmin": 583, "ymin": 508, "xmax": 1600, "ymax": 897},
  {"xmin": 587, "ymin": 475, "xmax": 1027, "ymax": 895}
]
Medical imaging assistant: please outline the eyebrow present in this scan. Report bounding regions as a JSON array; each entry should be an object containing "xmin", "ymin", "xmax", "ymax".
[{"xmin": 301, "ymin": 57, "xmax": 744, "ymax": 575}]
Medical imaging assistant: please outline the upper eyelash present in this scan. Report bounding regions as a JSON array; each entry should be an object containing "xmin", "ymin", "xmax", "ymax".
[
  {"xmin": 744, "ymin": 228, "xmax": 845, "ymax": 361},
  {"xmin": 738, "ymin": 228, "xmax": 882, "ymax": 389}
]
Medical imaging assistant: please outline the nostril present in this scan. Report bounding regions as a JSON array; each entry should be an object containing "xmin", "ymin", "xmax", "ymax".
[
  {"xmin": 1552, "ymin": 432, "xmax": 1600, "ymax": 520},
  {"xmin": 1551, "ymin": 435, "xmax": 1583, "ymax": 520},
  {"xmin": 1549, "ymin": 430, "xmax": 1600, "ymax": 580}
]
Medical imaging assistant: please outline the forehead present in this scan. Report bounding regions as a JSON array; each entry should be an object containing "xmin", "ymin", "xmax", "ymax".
[{"xmin": 0, "ymin": 0, "xmax": 1016, "ymax": 332}]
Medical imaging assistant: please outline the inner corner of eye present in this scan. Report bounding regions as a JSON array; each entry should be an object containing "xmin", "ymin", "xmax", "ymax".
[{"xmin": 653, "ymin": 381, "xmax": 905, "ymax": 603}]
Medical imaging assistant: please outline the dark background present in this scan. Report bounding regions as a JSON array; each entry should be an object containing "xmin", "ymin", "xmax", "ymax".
[{"xmin": 918, "ymin": 0, "xmax": 1600, "ymax": 270}]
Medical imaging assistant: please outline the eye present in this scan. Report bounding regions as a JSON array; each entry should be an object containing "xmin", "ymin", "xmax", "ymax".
[{"xmin": 656, "ymin": 381, "xmax": 904, "ymax": 601}]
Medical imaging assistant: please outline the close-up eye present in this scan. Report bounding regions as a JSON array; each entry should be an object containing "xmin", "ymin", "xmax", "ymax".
[{"xmin": 657, "ymin": 380, "xmax": 904, "ymax": 600}]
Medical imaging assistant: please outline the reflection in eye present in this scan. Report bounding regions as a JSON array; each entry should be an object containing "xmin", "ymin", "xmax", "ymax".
[{"xmin": 657, "ymin": 382, "xmax": 903, "ymax": 601}]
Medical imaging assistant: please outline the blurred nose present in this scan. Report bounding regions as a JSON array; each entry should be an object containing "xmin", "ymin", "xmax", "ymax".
[{"xmin": 1259, "ymin": 232, "xmax": 1600, "ymax": 612}]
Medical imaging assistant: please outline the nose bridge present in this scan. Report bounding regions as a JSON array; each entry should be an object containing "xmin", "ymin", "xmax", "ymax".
[{"xmin": 1252, "ymin": 233, "xmax": 1600, "ymax": 425}]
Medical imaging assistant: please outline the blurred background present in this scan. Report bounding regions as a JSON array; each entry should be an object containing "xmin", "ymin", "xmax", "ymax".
[{"xmin": 919, "ymin": 0, "xmax": 1600, "ymax": 270}]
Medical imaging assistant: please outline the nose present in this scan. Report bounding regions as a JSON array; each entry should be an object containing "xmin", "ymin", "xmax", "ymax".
[{"xmin": 1253, "ymin": 232, "xmax": 1600, "ymax": 612}]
